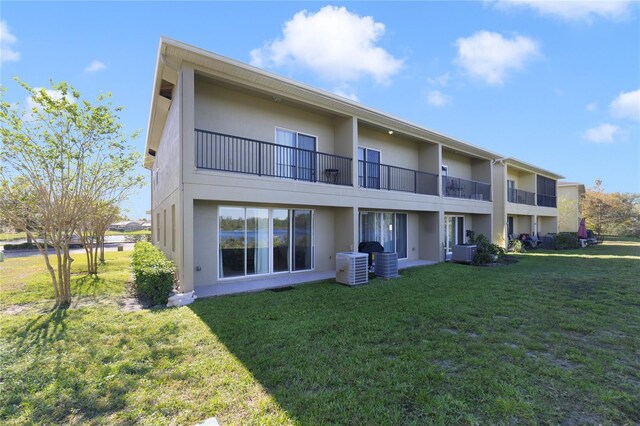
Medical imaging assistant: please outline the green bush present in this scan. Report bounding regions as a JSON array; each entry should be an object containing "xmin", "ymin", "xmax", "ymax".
[
  {"xmin": 555, "ymin": 232, "xmax": 580, "ymax": 250},
  {"xmin": 132, "ymin": 242, "xmax": 176, "ymax": 305},
  {"xmin": 3, "ymin": 242, "xmax": 38, "ymax": 250},
  {"xmin": 509, "ymin": 239, "xmax": 526, "ymax": 253},
  {"xmin": 473, "ymin": 234, "xmax": 505, "ymax": 265}
]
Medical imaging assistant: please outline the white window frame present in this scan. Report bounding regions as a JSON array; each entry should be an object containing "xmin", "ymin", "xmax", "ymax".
[
  {"xmin": 358, "ymin": 210, "xmax": 408, "ymax": 260},
  {"xmin": 217, "ymin": 206, "xmax": 315, "ymax": 281}
]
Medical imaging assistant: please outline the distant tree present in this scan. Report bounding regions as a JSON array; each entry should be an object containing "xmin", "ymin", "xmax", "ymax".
[
  {"xmin": 581, "ymin": 179, "xmax": 640, "ymax": 236},
  {"xmin": 0, "ymin": 79, "xmax": 143, "ymax": 305},
  {"xmin": 78, "ymin": 201, "xmax": 121, "ymax": 275}
]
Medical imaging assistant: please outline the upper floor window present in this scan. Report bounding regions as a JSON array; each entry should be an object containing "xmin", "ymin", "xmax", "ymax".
[
  {"xmin": 537, "ymin": 175, "xmax": 557, "ymax": 207},
  {"xmin": 275, "ymin": 128, "xmax": 316, "ymax": 181},
  {"xmin": 358, "ymin": 147, "xmax": 381, "ymax": 189}
]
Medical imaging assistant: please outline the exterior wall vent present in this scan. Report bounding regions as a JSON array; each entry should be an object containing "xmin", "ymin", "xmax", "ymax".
[
  {"xmin": 159, "ymin": 79, "xmax": 174, "ymax": 100},
  {"xmin": 148, "ymin": 149, "xmax": 156, "ymax": 157}
]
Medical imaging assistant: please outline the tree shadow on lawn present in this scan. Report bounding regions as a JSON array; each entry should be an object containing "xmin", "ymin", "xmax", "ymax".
[
  {"xmin": 2, "ymin": 307, "xmax": 153, "ymax": 424},
  {"xmin": 188, "ymin": 250, "xmax": 640, "ymax": 424}
]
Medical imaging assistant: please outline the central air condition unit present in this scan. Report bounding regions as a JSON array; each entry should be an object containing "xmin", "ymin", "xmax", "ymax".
[
  {"xmin": 374, "ymin": 252, "xmax": 399, "ymax": 278},
  {"xmin": 452, "ymin": 244, "xmax": 477, "ymax": 263},
  {"xmin": 336, "ymin": 252, "xmax": 369, "ymax": 286}
]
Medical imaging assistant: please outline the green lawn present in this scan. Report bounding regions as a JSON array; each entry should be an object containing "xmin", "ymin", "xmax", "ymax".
[{"xmin": 1, "ymin": 240, "xmax": 639, "ymax": 424}]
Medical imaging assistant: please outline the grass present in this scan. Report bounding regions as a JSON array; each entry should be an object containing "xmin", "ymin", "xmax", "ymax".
[
  {"xmin": 1, "ymin": 239, "xmax": 639, "ymax": 424},
  {"xmin": 0, "ymin": 251, "xmax": 133, "ymax": 309}
]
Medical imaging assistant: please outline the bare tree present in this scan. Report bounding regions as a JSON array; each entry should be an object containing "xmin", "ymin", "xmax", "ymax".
[{"xmin": 0, "ymin": 79, "xmax": 143, "ymax": 306}]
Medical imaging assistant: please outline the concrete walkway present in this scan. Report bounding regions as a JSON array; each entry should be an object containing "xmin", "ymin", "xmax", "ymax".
[{"xmin": 195, "ymin": 259, "xmax": 437, "ymax": 298}]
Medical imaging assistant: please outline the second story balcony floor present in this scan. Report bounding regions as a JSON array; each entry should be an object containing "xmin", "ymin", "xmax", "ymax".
[
  {"xmin": 443, "ymin": 176, "xmax": 491, "ymax": 202},
  {"xmin": 195, "ymin": 129, "xmax": 352, "ymax": 186}
]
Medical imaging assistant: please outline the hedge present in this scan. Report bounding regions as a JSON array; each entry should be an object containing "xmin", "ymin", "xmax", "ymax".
[
  {"xmin": 132, "ymin": 242, "xmax": 176, "ymax": 305},
  {"xmin": 3, "ymin": 242, "xmax": 38, "ymax": 250},
  {"xmin": 555, "ymin": 232, "xmax": 580, "ymax": 250}
]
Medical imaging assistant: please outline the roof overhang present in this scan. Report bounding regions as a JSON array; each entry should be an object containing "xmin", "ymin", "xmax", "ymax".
[
  {"xmin": 503, "ymin": 157, "xmax": 564, "ymax": 180},
  {"xmin": 144, "ymin": 37, "xmax": 514, "ymax": 169}
]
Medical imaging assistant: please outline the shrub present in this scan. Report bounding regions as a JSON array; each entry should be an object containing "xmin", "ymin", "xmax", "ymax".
[
  {"xmin": 132, "ymin": 242, "xmax": 176, "ymax": 305},
  {"xmin": 3, "ymin": 242, "xmax": 38, "ymax": 250},
  {"xmin": 473, "ymin": 234, "xmax": 505, "ymax": 265},
  {"xmin": 555, "ymin": 232, "xmax": 580, "ymax": 250},
  {"xmin": 509, "ymin": 239, "xmax": 526, "ymax": 253}
]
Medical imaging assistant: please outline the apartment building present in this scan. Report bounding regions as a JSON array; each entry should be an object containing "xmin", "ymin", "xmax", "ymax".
[
  {"xmin": 492, "ymin": 159, "xmax": 564, "ymax": 247},
  {"xmin": 557, "ymin": 182, "xmax": 586, "ymax": 233},
  {"xmin": 145, "ymin": 38, "xmax": 560, "ymax": 295}
]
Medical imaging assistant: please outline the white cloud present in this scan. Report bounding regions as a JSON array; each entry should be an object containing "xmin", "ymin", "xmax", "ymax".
[
  {"xmin": 250, "ymin": 6, "xmax": 403, "ymax": 84},
  {"xmin": 490, "ymin": 1, "xmax": 633, "ymax": 22},
  {"xmin": 0, "ymin": 20, "xmax": 21, "ymax": 63},
  {"xmin": 455, "ymin": 31, "xmax": 540, "ymax": 85},
  {"xmin": 609, "ymin": 89, "xmax": 640, "ymax": 121},
  {"xmin": 427, "ymin": 90, "xmax": 451, "ymax": 107},
  {"xmin": 427, "ymin": 72, "xmax": 450, "ymax": 87},
  {"xmin": 84, "ymin": 60, "xmax": 106, "ymax": 73},
  {"xmin": 586, "ymin": 102, "xmax": 598, "ymax": 112},
  {"xmin": 583, "ymin": 123, "xmax": 620, "ymax": 143}
]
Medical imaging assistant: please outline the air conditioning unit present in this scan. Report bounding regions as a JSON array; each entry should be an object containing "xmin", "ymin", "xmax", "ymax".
[
  {"xmin": 374, "ymin": 252, "xmax": 399, "ymax": 278},
  {"xmin": 452, "ymin": 244, "xmax": 477, "ymax": 263},
  {"xmin": 336, "ymin": 252, "xmax": 369, "ymax": 286}
]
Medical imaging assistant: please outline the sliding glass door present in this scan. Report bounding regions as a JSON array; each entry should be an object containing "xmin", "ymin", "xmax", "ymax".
[
  {"xmin": 444, "ymin": 215, "xmax": 465, "ymax": 254},
  {"xmin": 219, "ymin": 207, "xmax": 314, "ymax": 279},
  {"xmin": 359, "ymin": 211, "xmax": 408, "ymax": 259}
]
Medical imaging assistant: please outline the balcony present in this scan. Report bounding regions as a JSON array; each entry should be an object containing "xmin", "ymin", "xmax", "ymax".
[
  {"xmin": 443, "ymin": 176, "xmax": 491, "ymax": 201},
  {"xmin": 508, "ymin": 188, "xmax": 535, "ymax": 205},
  {"xmin": 358, "ymin": 161, "xmax": 438, "ymax": 195},
  {"xmin": 537, "ymin": 194, "xmax": 557, "ymax": 208},
  {"xmin": 195, "ymin": 129, "xmax": 352, "ymax": 186}
]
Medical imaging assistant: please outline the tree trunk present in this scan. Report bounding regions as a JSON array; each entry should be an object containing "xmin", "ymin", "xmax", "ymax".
[{"xmin": 99, "ymin": 236, "xmax": 105, "ymax": 264}]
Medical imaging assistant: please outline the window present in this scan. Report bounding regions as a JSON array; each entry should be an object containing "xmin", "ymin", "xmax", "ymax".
[
  {"xmin": 537, "ymin": 175, "xmax": 557, "ymax": 207},
  {"xmin": 156, "ymin": 213, "xmax": 160, "ymax": 243},
  {"xmin": 507, "ymin": 216, "xmax": 514, "ymax": 237},
  {"xmin": 171, "ymin": 204, "xmax": 176, "ymax": 252},
  {"xmin": 358, "ymin": 147, "xmax": 381, "ymax": 189},
  {"xmin": 218, "ymin": 207, "xmax": 314, "ymax": 279},
  {"xmin": 507, "ymin": 179, "xmax": 516, "ymax": 203},
  {"xmin": 444, "ymin": 215, "xmax": 465, "ymax": 254},
  {"xmin": 441, "ymin": 165, "xmax": 448, "ymax": 176},
  {"xmin": 163, "ymin": 209, "xmax": 167, "ymax": 246},
  {"xmin": 359, "ymin": 211, "xmax": 407, "ymax": 258},
  {"xmin": 275, "ymin": 128, "xmax": 316, "ymax": 181}
]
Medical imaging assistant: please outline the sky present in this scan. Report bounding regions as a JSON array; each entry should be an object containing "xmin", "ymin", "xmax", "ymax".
[{"xmin": 1, "ymin": 1, "xmax": 639, "ymax": 219}]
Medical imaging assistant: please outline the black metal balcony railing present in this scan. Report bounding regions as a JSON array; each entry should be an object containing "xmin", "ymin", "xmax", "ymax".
[
  {"xmin": 508, "ymin": 188, "xmax": 535, "ymax": 205},
  {"xmin": 195, "ymin": 129, "xmax": 352, "ymax": 186},
  {"xmin": 358, "ymin": 160, "xmax": 438, "ymax": 195},
  {"xmin": 443, "ymin": 176, "xmax": 491, "ymax": 201},
  {"xmin": 537, "ymin": 194, "xmax": 557, "ymax": 208}
]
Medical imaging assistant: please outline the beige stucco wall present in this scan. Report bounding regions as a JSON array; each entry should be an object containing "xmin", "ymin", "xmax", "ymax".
[
  {"xmin": 506, "ymin": 167, "xmax": 536, "ymax": 192},
  {"xmin": 151, "ymin": 72, "xmax": 183, "ymax": 264},
  {"xmin": 538, "ymin": 216, "xmax": 558, "ymax": 235},
  {"xmin": 194, "ymin": 78, "xmax": 339, "ymax": 154},
  {"xmin": 442, "ymin": 150, "xmax": 472, "ymax": 180},
  {"xmin": 357, "ymin": 125, "xmax": 420, "ymax": 170},
  {"xmin": 558, "ymin": 186, "xmax": 581, "ymax": 232}
]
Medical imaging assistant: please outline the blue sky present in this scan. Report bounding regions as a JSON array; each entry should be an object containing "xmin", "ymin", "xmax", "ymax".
[{"xmin": 1, "ymin": 1, "xmax": 639, "ymax": 219}]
